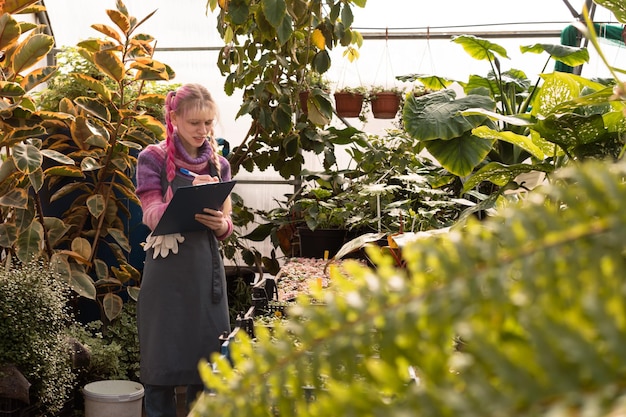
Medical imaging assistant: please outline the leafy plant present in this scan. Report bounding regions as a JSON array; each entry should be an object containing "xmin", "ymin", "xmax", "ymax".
[
  {"xmin": 400, "ymin": 33, "xmax": 623, "ymax": 203},
  {"xmin": 0, "ymin": 1, "xmax": 173, "ymax": 321},
  {"xmin": 0, "ymin": 259, "xmax": 75, "ymax": 415},
  {"xmin": 207, "ymin": 0, "xmax": 366, "ymax": 178},
  {"xmin": 192, "ymin": 158, "xmax": 626, "ymax": 417}
]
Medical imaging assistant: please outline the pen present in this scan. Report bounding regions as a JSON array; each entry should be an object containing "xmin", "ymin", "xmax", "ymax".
[{"xmin": 180, "ymin": 168, "xmax": 199, "ymax": 177}]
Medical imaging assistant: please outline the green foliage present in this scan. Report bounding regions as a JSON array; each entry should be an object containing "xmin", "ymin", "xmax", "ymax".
[
  {"xmin": 0, "ymin": 259, "xmax": 75, "ymax": 414},
  {"xmin": 192, "ymin": 159, "xmax": 626, "ymax": 417},
  {"xmin": 69, "ymin": 302, "xmax": 140, "ymax": 382},
  {"xmin": 207, "ymin": 0, "xmax": 366, "ymax": 178},
  {"xmin": 401, "ymin": 33, "xmax": 626, "ymax": 197},
  {"xmin": 0, "ymin": 1, "xmax": 173, "ymax": 321}
]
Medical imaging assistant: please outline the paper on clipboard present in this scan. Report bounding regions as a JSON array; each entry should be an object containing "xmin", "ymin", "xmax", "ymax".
[{"xmin": 152, "ymin": 180, "xmax": 236, "ymax": 236}]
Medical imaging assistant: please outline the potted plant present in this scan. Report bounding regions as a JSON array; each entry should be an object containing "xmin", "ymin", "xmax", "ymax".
[
  {"xmin": 369, "ymin": 85, "xmax": 405, "ymax": 119},
  {"xmin": 333, "ymin": 86, "xmax": 368, "ymax": 118},
  {"xmin": 299, "ymin": 71, "xmax": 331, "ymax": 115},
  {"xmin": 0, "ymin": 259, "xmax": 76, "ymax": 416}
]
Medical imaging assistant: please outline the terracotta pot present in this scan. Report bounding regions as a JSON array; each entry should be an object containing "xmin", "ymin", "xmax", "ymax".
[
  {"xmin": 333, "ymin": 91, "xmax": 364, "ymax": 118},
  {"xmin": 370, "ymin": 92, "xmax": 401, "ymax": 119}
]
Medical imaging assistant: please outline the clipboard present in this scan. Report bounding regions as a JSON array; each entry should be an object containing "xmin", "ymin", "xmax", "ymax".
[{"xmin": 152, "ymin": 180, "xmax": 236, "ymax": 236}]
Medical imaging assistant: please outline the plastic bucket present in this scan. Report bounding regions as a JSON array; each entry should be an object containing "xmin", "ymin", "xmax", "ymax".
[{"xmin": 83, "ymin": 380, "xmax": 144, "ymax": 417}]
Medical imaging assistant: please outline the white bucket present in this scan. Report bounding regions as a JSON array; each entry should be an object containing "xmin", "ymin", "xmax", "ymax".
[{"xmin": 83, "ymin": 380, "xmax": 144, "ymax": 417}]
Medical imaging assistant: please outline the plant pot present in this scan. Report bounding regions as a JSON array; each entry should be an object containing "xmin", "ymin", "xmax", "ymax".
[
  {"xmin": 370, "ymin": 92, "xmax": 401, "ymax": 119},
  {"xmin": 297, "ymin": 227, "xmax": 347, "ymax": 259},
  {"xmin": 333, "ymin": 92, "xmax": 364, "ymax": 118}
]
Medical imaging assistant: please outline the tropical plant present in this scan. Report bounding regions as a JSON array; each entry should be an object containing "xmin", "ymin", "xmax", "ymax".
[
  {"xmin": 0, "ymin": 259, "xmax": 75, "ymax": 415},
  {"xmin": 0, "ymin": 1, "xmax": 173, "ymax": 321},
  {"xmin": 207, "ymin": 0, "xmax": 366, "ymax": 178},
  {"xmin": 400, "ymin": 32, "xmax": 624, "ymax": 207},
  {"xmin": 191, "ymin": 158, "xmax": 626, "ymax": 417}
]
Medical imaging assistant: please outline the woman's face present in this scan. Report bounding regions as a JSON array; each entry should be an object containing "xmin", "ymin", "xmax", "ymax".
[{"xmin": 171, "ymin": 107, "xmax": 215, "ymax": 157}]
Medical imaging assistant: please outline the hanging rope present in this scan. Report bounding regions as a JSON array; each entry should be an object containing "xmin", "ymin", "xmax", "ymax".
[{"xmin": 372, "ymin": 27, "xmax": 397, "ymax": 88}]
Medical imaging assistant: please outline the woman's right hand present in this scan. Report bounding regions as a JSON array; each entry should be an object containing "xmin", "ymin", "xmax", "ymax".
[{"xmin": 192, "ymin": 174, "xmax": 218, "ymax": 186}]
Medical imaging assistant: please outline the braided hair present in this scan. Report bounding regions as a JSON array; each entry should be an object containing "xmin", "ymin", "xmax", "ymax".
[{"xmin": 163, "ymin": 83, "xmax": 221, "ymax": 201}]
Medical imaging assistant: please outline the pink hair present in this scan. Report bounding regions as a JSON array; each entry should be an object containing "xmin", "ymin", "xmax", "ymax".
[{"xmin": 163, "ymin": 83, "xmax": 220, "ymax": 201}]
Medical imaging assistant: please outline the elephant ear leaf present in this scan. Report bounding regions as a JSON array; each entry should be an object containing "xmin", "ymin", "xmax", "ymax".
[
  {"xmin": 452, "ymin": 34, "xmax": 510, "ymax": 61},
  {"xmin": 520, "ymin": 43, "xmax": 589, "ymax": 67},
  {"xmin": 403, "ymin": 89, "xmax": 496, "ymax": 141},
  {"xmin": 424, "ymin": 132, "xmax": 494, "ymax": 177}
]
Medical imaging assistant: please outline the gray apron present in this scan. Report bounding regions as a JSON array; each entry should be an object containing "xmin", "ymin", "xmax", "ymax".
[{"xmin": 138, "ymin": 170, "xmax": 231, "ymax": 385}]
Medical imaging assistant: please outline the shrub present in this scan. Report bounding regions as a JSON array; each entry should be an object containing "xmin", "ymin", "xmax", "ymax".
[{"xmin": 0, "ymin": 260, "xmax": 75, "ymax": 414}]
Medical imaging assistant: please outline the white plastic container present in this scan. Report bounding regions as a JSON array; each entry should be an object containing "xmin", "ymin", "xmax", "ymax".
[{"xmin": 83, "ymin": 380, "xmax": 144, "ymax": 417}]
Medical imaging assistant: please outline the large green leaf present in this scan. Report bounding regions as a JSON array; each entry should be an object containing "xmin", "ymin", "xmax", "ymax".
[
  {"xmin": 12, "ymin": 142, "xmax": 42, "ymax": 174},
  {"xmin": 472, "ymin": 126, "xmax": 545, "ymax": 160},
  {"xmin": 532, "ymin": 72, "xmax": 606, "ymax": 117},
  {"xmin": 107, "ymin": 227, "xmax": 131, "ymax": 252},
  {"xmin": 534, "ymin": 113, "xmax": 607, "ymax": 149},
  {"xmin": 263, "ymin": 0, "xmax": 287, "ymax": 28},
  {"xmin": 452, "ymin": 35, "xmax": 510, "ymax": 61},
  {"xmin": 403, "ymin": 89, "xmax": 496, "ymax": 141},
  {"xmin": 12, "ymin": 33, "xmax": 54, "ymax": 75},
  {"xmin": 594, "ymin": 0, "xmax": 626, "ymax": 24},
  {"xmin": 424, "ymin": 132, "xmax": 494, "ymax": 177},
  {"xmin": 520, "ymin": 43, "xmax": 589, "ymax": 67},
  {"xmin": 462, "ymin": 162, "xmax": 554, "ymax": 192}
]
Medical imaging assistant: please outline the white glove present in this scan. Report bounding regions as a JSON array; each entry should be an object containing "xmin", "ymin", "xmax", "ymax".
[{"xmin": 143, "ymin": 232, "xmax": 185, "ymax": 259}]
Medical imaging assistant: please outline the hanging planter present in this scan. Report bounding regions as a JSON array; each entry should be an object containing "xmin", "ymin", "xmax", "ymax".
[
  {"xmin": 333, "ymin": 88, "xmax": 365, "ymax": 118},
  {"xmin": 370, "ymin": 89, "xmax": 403, "ymax": 119}
]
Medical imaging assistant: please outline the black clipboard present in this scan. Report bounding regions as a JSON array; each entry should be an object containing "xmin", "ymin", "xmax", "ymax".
[{"xmin": 152, "ymin": 180, "xmax": 236, "ymax": 236}]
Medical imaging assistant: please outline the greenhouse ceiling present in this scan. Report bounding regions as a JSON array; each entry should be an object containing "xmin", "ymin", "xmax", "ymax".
[{"xmin": 37, "ymin": 0, "xmax": 625, "ymax": 146}]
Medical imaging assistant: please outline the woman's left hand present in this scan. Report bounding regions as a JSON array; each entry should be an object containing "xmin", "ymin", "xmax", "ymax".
[{"xmin": 195, "ymin": 208, "xmax": 229, "ymax": 234}]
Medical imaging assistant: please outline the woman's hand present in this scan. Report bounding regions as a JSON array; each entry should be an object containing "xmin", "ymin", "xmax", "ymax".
[
  {"xmin": 192, "ymin": 174, "xmax": 218, "ymax": 186},
  {"xmin": 194, "ymin": 208, "xmax": 229, "ymax": 234}
]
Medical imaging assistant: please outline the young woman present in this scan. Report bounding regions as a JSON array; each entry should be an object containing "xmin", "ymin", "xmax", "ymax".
[{"xmin": 135, "ymin": 83, "xmax": 233, "ymax": 417}]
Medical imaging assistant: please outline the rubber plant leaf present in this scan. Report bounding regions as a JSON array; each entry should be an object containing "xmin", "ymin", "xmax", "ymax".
[
  {"xmin": 75, "ymin": 97, "xmax": 112, "ymax": 123},
  {"xmin": 0, "ymin": 81, "xmax": 25, "ymax": 97},
  {"xmin": 12, "ymin": 142, "xmax": 42, "ymax": 174},
  {"xmin": 16, "ymin": 220, "xmax": 43, "ymax": 264},
  {"xmin": 70, "ymin": 73, "xmax": 112, "ymax": 102},
  {"xmin": 94, "ymin": 50, "xmax": 125, "ymax": 82},
  {"xmin": 86, "ymin": 193, "xmax": 106, "ymax": 219},
  {"xmin": 103, "ymin": 293, "xmax": 124, "ymax": 321},
  {"xmin": 0, "ymin": 188, "xmax": 28, "ymax": 209},
  {"xmin": 12, "ymin": 33, "xmax": 54, "ymax": 75},
  {"xmin": 43, "ymin": 217, "xmax": 71, "ymax": 248},
  {"xmin": 0, "ymin": 14, "xmax": 21, "ymax": 51}
]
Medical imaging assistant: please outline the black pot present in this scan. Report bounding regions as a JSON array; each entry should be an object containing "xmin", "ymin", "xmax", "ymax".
[{"xmin": 297, "ymin": 227, "xmax": 347, "ymax": 259}]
